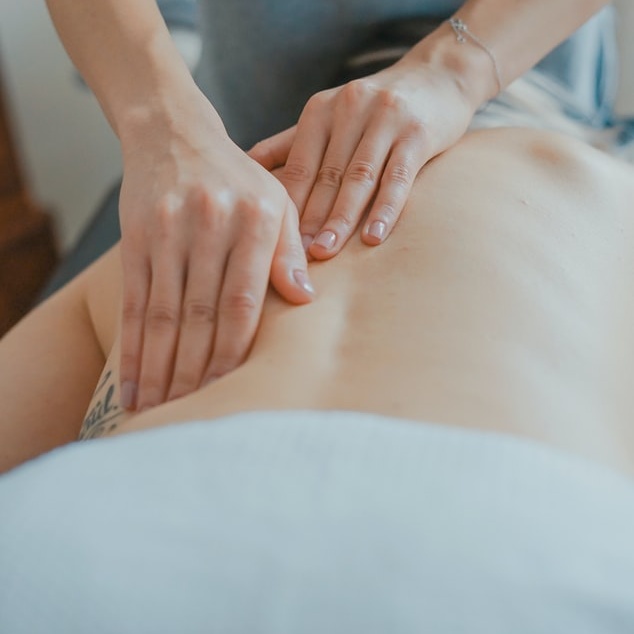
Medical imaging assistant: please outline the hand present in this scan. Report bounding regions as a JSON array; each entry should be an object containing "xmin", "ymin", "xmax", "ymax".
[
  {"xmin": 248, "ymin": 54, "xmax": 478, "ymax": 259},
  {"xmin": 117, "ymin": 96, "xmax": 315, "ymax": 411}
]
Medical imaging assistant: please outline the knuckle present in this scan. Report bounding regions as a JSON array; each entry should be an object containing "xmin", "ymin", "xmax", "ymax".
[
  {"xmin": 188, "ymin": 185, "xmax": 236, "ymax": 230},
  {"xmin": 408, "ymin": 118, "xmax": 427, "ymax": 137},
  {"xmin": 145, "ymin": 301, "xmax": 179, "ymax": 332},
  {"xmin": 203, "ymin": 189, "xmax": 235, "ymax": 226},
  {"xmin": 243, "ymin": 198, "xmax": 279, "ymax": 233},
  {"xmin": 221, "ymin": 289, "xmax": 259, "ymax": 320},
  {"xmin": 170, "ymin": 368, "xmax": 200, "ymax": 393},
  {"xmin": 376, "ymin": 202, "xmax": 398, "ymax": 223},
  {"xmin": 119, "ymin": 351, "xmax": 140, "ymax": 375},
  {"xmin": 182, "ymin": 299, "xmax": 217, "ymax": 326},
  {"xmin": 299, "ymin": 216, "xmax": 322, "ymax": 235},
  {"xmin": 155, "ymin": 197, "xmax": 180, "ymax": 239},
  {"xmin": 379, "ymin": 88, "xmax": 406, "ymax": 112},
  {"xmin": 345, "ymin": 160, "xmax": 376, "ymax": 185},
  {"xmin": 329, "ymin": 213, "xmax": 355, "ymax": 232},
  {"xmin": 190, "ymin": 186, "xmax": 222, "ymax": 227},
  {"xmin": 341, "ymin": 79, "xmax": 371, "ymax": 107},
  {"xmin": 305, "ymin": 90, "xmax": 330, "ymax": 112},
  {"xmin": 122, "ymin": 298, "xmax": 145, "ymax": 322},
  {"xmin": 386, "ymin": 163, "xmax": 413, "ymax": 188},
  {"xmin": 400, "ymin": 119, "xmax": 428, "ymax": 147},
  {"xmin": 120, "ymin": 222, "xmax": 145, "ymax": 246},
  {"xmin": 283, "ymin": 161, "xmax": 312, "ymax": 183},
  {"xmin": 284, "ymin": 237, "xmax": 307, "ymax": 265},
  {"xmin": 316, "ymin": 164, "xmax": 344, "ymax": 188}
]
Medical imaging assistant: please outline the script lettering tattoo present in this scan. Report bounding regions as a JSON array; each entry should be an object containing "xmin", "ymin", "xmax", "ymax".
[{"xmin": 79, "ymin": 370, "xmax": 124, "ymax": 440}]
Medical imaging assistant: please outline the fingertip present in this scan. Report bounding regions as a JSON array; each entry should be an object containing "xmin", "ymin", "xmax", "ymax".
[
  {"xmin": 271, "ymin": 265, "xmax": 317, "ymax": 305},
  {"xmin": 363, "ymin": 219, "xmax": 388, "ymax": 246},
  {"xmin": 120, "ymin": 381, "xmax": 138, "ymax": 411},
  {"xmin": 307, "ymin": 229, "xmax": 340, "ymax": 260},
  {"xmin": 292, "ymin": 269, "xmax": 316, "ymax": 299}
]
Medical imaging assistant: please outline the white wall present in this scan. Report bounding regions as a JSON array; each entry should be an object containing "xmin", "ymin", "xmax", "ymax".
[
  {"xmin": 0, "ymin": 0, "xmax": 122, "ymax": 252},
  {"xmin": 0, "ymin": 0, "xmax": 633, "ymax": 253}
]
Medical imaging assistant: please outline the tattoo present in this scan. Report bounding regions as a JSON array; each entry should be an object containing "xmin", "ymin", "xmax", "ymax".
[{"xmin": 79, "ymin": 370, "xmax": 124, "ymax": 440}]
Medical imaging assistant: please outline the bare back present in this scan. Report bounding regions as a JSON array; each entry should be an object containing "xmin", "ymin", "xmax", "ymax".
[{"xmin": 83, "ymin": 128, "xmax": 634, "ymax": 476}]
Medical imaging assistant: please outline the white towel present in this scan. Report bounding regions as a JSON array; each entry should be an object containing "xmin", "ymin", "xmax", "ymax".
[{"xmin": 1, "ymin": 410, "xmax": 633, "ymax": 633}]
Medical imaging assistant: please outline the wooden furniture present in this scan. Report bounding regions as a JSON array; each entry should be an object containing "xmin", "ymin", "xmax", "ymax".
[{"xmin": 0, "ymin": 61, "xmax": 58, "ymax": 337}]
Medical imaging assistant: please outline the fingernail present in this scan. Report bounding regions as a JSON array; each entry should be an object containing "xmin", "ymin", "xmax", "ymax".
[
  {"xmin": 121, "ymin": 381, "xmax": 137, "ymax": 410},
  {"xmin": 293, "ymin": 270, "xmax": 315, "ymax": 295},
  {"xmin": 314, "ymin": 230, "xmax": 337, "ymax": 250},
  {"xmin": 367, "ymin": 220, "xmax": 387, "ymax": 242},
  {"xmin": 301, "ymin": 234, "xmax": 314, "ymax": 252}
]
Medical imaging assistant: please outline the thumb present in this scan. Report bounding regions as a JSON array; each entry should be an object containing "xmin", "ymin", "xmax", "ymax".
[
  {"xmin": 270, "ymin": 199, "xmax": 316, "ymax": 305},
  {"xmin": 248, "ymin": 126, "xmax": 296, "ymax": 171}
]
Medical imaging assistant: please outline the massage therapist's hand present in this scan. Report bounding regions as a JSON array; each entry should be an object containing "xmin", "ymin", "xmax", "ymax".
[
  {"xmin": 249, "ymin": 52, "xmax": 481, "ymax": 259},
  {"xmin": 117, "ymin": 99, "xmax": 315, "ymax": 412}
]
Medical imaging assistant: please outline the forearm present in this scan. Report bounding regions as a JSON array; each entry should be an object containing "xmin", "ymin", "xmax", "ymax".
[
  {"xmin": 405, "ymin": 0, "xmax": 612, "ymax": 108},
  {"xmin": 44, "ymin": 0, "xmax": 220, "ymax": 139}
]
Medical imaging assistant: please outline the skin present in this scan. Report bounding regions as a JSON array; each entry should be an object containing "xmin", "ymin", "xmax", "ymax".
[
  {"xmin": 1, "ymin": 128, "xmax": 632, "ymax": 477},
  {"xmin": 42, "ymin": 0, "xmax": 612, "ymax": 414}
]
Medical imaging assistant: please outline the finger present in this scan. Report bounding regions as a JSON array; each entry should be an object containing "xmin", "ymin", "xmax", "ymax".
[
  {"xmin": 247, "ymin": 126, "xmax": 296, "ymax": 171},
  {"xmin": 201, "ymin": 202, "xmax": 280, "ymax": 383},
  {"xmin": 362, "ymin": 134, "xmax": 427, "ymax": 246},
  {"xmin": 166, "ymin": 230, "xmax": 227, "ymax": 402},
  {"xmin": 270, "ymin": 198, "xmax": 316, "ymax": 304},
  {"xmin": 299, "ymin": 139, "xmax": 366, "ymax": 255},
  {"xmin": 278, "ymin": 92, "xmax": 333, "ymax": 221},
  {"xmin": 306, "ymin": 114, "xmax": 393, "ymax": 260},
  {"xmin": 135, "ymin": 243, "xmax": 186, "ymax": 411},
  {"xmin": 119, "ymin": 247, "xmax": 150, "ymax": 411}
]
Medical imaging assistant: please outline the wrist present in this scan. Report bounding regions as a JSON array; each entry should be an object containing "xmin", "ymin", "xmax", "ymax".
[
  {"xmin": 118, "ymin": 81, "xmax": 225, "ymax": 155},
  {"xmin": 100, "ymin": 29, "xmax": 222, "ymax": 144},
  {"xmin": 403, "ymin": 21, "xmax": 501, "ymax": 110}
]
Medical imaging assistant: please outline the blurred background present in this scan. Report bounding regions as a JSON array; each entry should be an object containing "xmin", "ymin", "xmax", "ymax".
[
  {"xmin": 0, "ymin": 0, "xmax": 632, "ymax": 254},
  {"xmin": 0, "ymin": 0, "xmax": 203, "ymax": 253},
  {"xmin": 0, "ymin": 0, "xmax": 632, "ymax": 335},
  {"xmin": 0, "ymin": 0, "xmax": 633, "ymax": 253}
]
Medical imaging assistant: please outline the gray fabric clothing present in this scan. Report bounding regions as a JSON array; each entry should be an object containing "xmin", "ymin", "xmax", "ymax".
[
  {"xmin": 157, "ymin": 0, "xmax": 198, "ymax": 29},
  {"xmin": 40, "ymin": 2, "xmax": 622, "ymax": 298},
  {"xmin": 191, "ymin": 1, "xmax": 618, "ymax": 147}
]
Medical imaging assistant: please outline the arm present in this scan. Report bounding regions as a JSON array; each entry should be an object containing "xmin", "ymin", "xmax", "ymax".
[
  {"xmin": 250, "ymin": 0, "xmax": 612, "ymax": 260},
  {"xmin": 44, "ymin": 0, "xmax": 314, "ymax": 413},
  {"xmin": 407, "ymin": 0, "xmax": 614, "ymax": 106},
  {"xmin": 44, "ymin": 0, "xmax": 207, "ymax": 137}
]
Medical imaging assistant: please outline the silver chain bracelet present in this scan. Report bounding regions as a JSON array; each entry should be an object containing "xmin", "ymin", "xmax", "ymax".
[{"xmin": 448, "ymin": 17, "xmax": 503, "ymax": 95}]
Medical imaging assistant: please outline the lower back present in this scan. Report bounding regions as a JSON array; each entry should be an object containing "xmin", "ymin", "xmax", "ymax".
[{"xmin": 107, "ymin": 129, "xmax": 634, "ymax": 476}]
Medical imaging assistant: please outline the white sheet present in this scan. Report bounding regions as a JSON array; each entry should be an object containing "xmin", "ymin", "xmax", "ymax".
[{"xmin": 1, "ymin": 410, "xmax": 633, "ymax": 633}]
